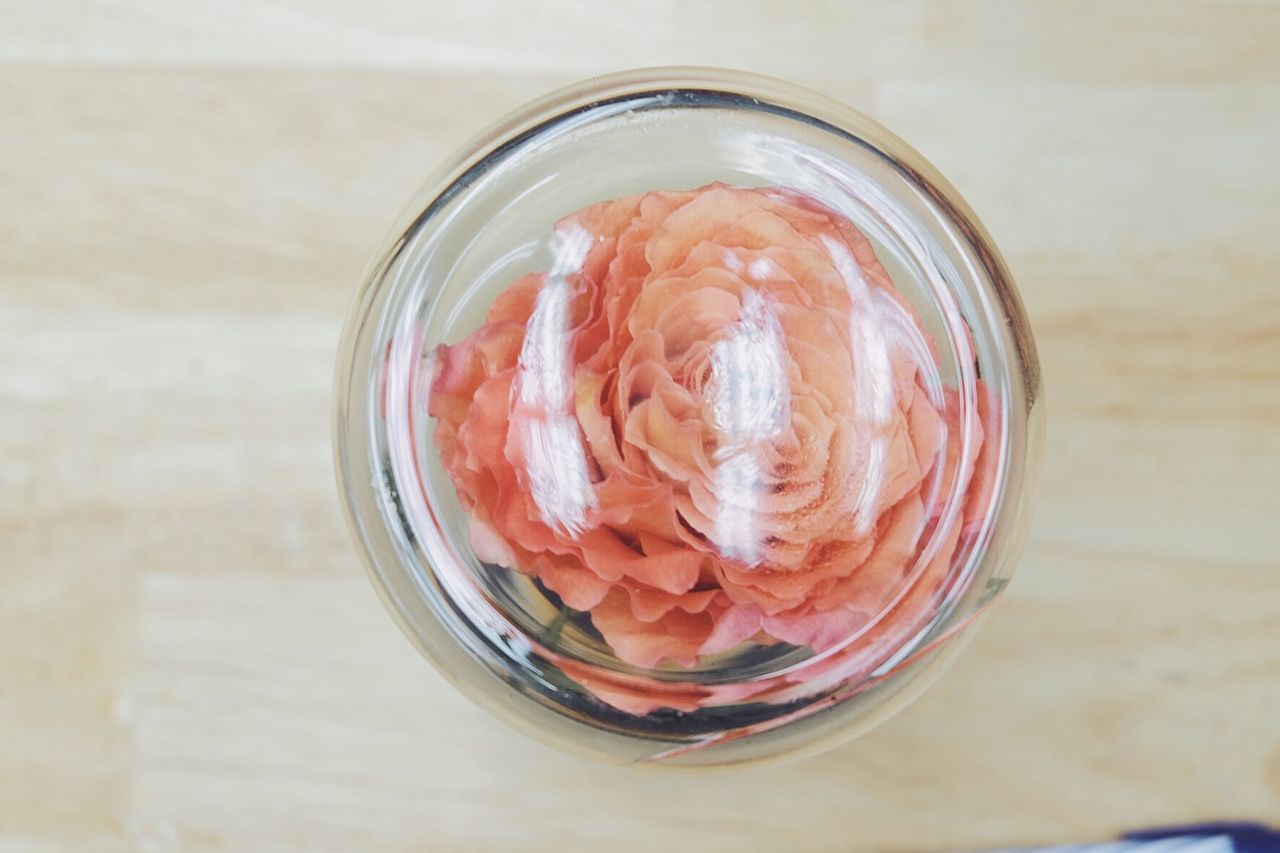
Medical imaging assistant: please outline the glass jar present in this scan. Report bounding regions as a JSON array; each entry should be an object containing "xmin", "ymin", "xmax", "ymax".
[{"xmin": 334, "ymin": 68, "xmax": 1042, "ymax": 767}]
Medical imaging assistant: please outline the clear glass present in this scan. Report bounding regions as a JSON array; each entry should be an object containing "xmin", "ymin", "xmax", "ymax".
[{"xmin": 334, "ymin": 68, "xmax": 1042, "ymax": 767}]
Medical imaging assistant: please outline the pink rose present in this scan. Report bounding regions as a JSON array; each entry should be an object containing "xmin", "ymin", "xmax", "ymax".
[{"xmin": 429, "ymin": 183, "xmax": 995, "ymax": 693}]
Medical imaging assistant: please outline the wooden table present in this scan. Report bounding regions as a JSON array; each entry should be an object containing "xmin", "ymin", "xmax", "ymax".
[{"xmin": 3, "ymin": 2, "xmax": 1277, "ymax": 850}]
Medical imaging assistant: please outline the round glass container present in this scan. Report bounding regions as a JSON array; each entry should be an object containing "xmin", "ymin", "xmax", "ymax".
[{"xmin": 334, "ymin": 68, "xmax": 1042, "ymax": 767}]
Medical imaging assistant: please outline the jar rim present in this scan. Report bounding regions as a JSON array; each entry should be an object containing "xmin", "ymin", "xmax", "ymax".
[{"xmin": 335, "ymin": 67, "xmax": 1042, "ymax": 761}]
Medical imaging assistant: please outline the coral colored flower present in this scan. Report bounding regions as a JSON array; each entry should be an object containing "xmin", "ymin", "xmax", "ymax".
[{"xmin": 428, "ymin": 184, "xmax": 996, "ymax": 686}]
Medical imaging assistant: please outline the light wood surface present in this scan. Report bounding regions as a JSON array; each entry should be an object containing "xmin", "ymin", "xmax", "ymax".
[{"xmin": 3, "ymin": 2, "xmax": 1278, "ymax": 850}]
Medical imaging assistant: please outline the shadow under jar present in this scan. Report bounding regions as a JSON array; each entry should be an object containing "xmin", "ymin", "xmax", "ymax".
[{"xmin": 334, "ymin": 68, "xmax": 1042, "ymax": 768}]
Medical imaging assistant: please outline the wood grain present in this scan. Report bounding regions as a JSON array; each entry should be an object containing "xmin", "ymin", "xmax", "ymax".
[{"xmin": 2, "ymin": 2, "xmax": 1277, "ymax": 850}]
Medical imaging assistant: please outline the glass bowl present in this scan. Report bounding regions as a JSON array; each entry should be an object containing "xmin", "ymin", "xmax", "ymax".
[{"xmin": 333, "ymin": 67, "xmax": 1042, "ymax": 768}]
